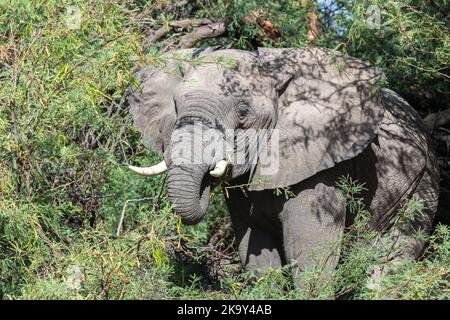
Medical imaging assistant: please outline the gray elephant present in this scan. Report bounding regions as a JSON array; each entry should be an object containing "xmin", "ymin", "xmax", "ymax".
[{"xmin": 126, "ymin": 47, "xmax": 440, "ymax": 287}]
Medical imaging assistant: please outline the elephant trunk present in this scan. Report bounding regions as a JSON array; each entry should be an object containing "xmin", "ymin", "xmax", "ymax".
[
  {"xmin": 165, "ymin": 92, "xmax": 232, "ymax": 224},
  {"xmin": 166, "ymin": 162, "xmax": 211, "ymax": 225},
  {"xmin": 166, "ymin": 121, "xmax": 226, "ymax": 225}
]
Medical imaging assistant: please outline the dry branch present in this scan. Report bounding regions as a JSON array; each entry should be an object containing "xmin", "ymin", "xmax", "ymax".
[
  {"xmin": 7, "ymin": 40, "xmax": 20, "ymax": 146},
  {"xmin": 428, "ymin": 0, "xmax": 448, "ymax": 18},
  {"xmin": 306, "ymin": 9, "xmax": 321, "ymax": 46},
  {"xmin": 208, "ymin": 222, "xmax": 232, "ymax": 247},
  {"xmin": 116, "ymin": 197, "xmax": 155, "ymax": 237},
  {"xmin": 170, "ymin": 18, "xmax": 218, "ymax": 29},
  {"xmin": 143, "ymin": 18, "xmax": 228, "ymax": 50},
  {"xmin": 144, "ymin": 25, "xmax": 171, "ymax": 45},
  {"xmin": 244, "ymin": 11, "xmax": 281, "ymax": 41},
  {"xmin": 177, "ymin": 18, "xmax": 229, "ymax": 49},
  {"xmin": 244, "ymin": 10, "xmax": 281, "ymax": 40}
]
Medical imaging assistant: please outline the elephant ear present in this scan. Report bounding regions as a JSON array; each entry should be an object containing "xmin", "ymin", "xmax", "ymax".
[
  {"xmin": 250, "ymin": 48, "xmax": 385, "ymax": 191},
  {"xmin": 126, "ymin": 49, "xmax": 195, "ymax": 156}
]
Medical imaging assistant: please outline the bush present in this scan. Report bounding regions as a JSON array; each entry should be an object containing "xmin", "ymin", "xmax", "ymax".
[{"xmin": 0, "ymin": 0, "xmax": 448, "ymax": 299}]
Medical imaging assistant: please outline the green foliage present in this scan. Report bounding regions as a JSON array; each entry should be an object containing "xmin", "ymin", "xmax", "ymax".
[
  {"xmin": 333, "ymin": 176, "xmax": 449, "ymax": 299},
  {"xmin": 196, "ymin": 0, "xmax": 314, "ymax": 49},
  {"xmin": 329, "ymin": 0, "xmax": 449, "ymax": 112},
  {"xmin": 0, "ymin": 0, "xmax": 448, "ymax": 300}
]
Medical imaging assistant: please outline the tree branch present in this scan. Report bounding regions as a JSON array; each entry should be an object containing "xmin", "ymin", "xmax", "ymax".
[
  {"xmin": 177, "ymin": 18, "xmax": 229, "ymax": 49},
  {"xmin": 143, "ymin": 18, "xmax": 227, "ymax": 49},
  {"xmin": 428, "ymin": 0, "xmax": 448, "ymax": 18},
  {"xmin": 306, "ymin": 9, "xmax": 321, "ymax": 46}
]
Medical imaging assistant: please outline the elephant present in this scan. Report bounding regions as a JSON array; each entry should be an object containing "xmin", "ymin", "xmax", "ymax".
[{"xmin": 125, "ymin": 47, "xmax": 440, "ymax": 288}]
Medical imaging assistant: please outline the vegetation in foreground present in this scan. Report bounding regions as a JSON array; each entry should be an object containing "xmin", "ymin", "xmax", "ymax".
[{"xmin": 0, "ymin": 0, "xmax": 448, "ymax": 299}]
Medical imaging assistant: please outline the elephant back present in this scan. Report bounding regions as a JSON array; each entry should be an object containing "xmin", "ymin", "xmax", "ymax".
[{"xmin": 356, "ymin": 88, "xmax": 437, "ymax": 230}]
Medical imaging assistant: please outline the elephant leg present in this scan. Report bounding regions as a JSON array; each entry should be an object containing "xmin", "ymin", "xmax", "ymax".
[
  {"xmin": 364, "ymin": 156, "xmax": 440, "ymax": 296},
  {"xmin": 235, "ymin": 221, "xmax": 284, "ymax": 274},
  {"xmin": 281, "ymin": 183, "xmax": 347, "ymax": 291},
  {"xmin": 224, "ymin": 187, "xmax": 284, "ymax": 275}
]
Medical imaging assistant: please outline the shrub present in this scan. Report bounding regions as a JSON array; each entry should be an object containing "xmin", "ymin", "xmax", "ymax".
[{"xmin": 1, "ymin": 0, "xmax": 448, "ymax": 299}]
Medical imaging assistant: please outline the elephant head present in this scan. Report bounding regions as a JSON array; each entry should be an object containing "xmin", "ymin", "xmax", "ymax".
[{"xmin": 127, "ymin": 47, "xmax": 383, "ymax": 225}]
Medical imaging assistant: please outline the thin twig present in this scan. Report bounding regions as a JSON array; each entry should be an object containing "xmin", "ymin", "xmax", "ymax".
[
  {"xmin": 7, "ymin": 37, "xmax": 20, "ymax": 146},
  {"xmin": 208, "ymin": 222, "xmax": 232, "ymax": 247},
  {"xmin": 427, "ymin": 0, "xmax": 448, "ymax": 18},
  {"xmin": 152, "ymin": 175, "xmax": 168, "ymax": 212},
  {"xmin": 116, "ymin": 197, "xmax": 154, "ymax": 237}
]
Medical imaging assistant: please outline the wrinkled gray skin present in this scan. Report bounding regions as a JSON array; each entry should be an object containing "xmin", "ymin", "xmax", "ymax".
[{"xmin": 127, "ymin": 47, "xmax": 440, "ymax": 288}]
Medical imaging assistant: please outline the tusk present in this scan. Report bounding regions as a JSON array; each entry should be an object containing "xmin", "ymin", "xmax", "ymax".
[
  {"xmin": 209, "ymin": 160, "xmax": 229, "ymax": 178},
  {"xmin": 128, "ymin": 161, "xmax": 167, "ymax": 176}
]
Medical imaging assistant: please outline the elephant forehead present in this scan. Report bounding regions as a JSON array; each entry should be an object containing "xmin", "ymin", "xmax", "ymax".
[
  {"xmin": 177, "ymin": 73, "xmax": 221, "ymax": 99},
  {"xmin": 182, "ymin": 68, "xmax": 252, "ymax": 97},
  {"xmin": 174, "ymin": 89, "xmax": 231, "ymax": 108}
]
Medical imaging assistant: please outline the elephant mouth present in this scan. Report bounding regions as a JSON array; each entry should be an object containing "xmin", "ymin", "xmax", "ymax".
[
  {"xmin": 166, "ymin": 163, "xmax": 219, "ymax": 225},
  {"xmin": 195, "ymin": 174, "xmax": 214, "ymax": 222}
]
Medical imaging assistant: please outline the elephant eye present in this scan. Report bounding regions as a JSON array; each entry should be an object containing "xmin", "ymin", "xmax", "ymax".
[{"xmin": 236, "ymin": 103, "xmax": 249, "ymax": 118}]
